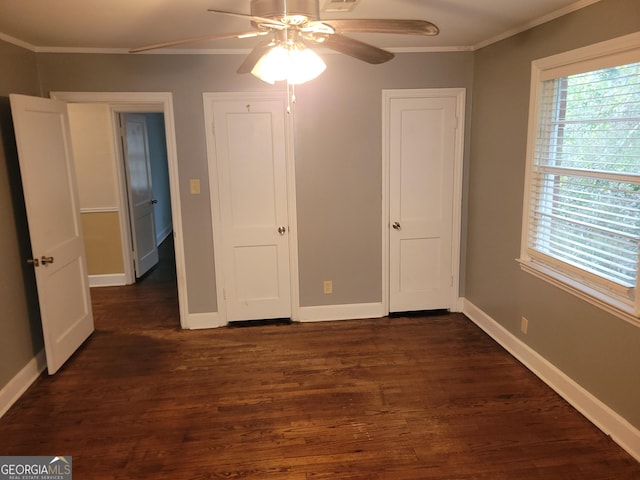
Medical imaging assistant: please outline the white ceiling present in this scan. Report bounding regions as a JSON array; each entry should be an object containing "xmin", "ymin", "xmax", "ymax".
[{"xmin": 0, "ymin": 0, "xmax": 601, "ymax": 53}]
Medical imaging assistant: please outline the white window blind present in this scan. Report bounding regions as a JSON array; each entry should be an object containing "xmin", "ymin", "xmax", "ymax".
[{"xmin": 525, "ymin": 60, "xmax": 640, "ymax": 307}]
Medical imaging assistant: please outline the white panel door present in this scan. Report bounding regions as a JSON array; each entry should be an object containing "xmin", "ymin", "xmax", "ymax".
[
  {"xmin": 389, "ymin": 96, "xmax": 458, "ymax": 312},
  {"xmin": 122, "ymin": 113, "xmax": 158, "ymax": 278},
  {"xmin": 212, "ymin": 99, "xmax": 291, "ymax": 321},
  {"xmin": 10, "ymin": 94, "xmax": 94, "ymax": 374}
]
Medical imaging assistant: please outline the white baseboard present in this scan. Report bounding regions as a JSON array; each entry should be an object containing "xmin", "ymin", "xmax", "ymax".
[
  {"xmin": 156, "ymin": 225, "xmax": 173, "ymax": 245},
  {"xmin": 463, "ymin": 299, "xmax": 640, "ymax": 462},
  {"xmin": 0, "ymin": 350, "xmax": 46, "ymax": 418},
  {"xmin": 298, "ymin": 302, "xmax": 385, "ymax": 323},
  {"xmin": 453, "ymin": 296, "xmax": 465, "ymax": 312},
  {"xmin": 89, "ymin": 273, "xmax": 127, "ymax": 288},
  {"xmin": 183, "ymin": 311, "xmax": 226, "ymax": 330}
]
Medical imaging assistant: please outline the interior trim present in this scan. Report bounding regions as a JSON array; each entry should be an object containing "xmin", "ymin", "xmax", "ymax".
[
  {"xmin": 0, "ymin": 350, "xmax": 46, "ymax": 418},
  {"xmin": 89, "ymin": 274, "xmax": 127, "ymax": 288}
]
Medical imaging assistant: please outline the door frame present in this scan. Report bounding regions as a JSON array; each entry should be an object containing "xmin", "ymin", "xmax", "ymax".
[
  {"xmin": 381, "ymin": 88, "xmax": 466, "ymax": 315},
  {"xmin": 50, "ymin": 91, "xmax": 189, "ymax": 328},
  {"xmin": 203, "ymin": 91, "xmax": 300, "ymax": 324}
]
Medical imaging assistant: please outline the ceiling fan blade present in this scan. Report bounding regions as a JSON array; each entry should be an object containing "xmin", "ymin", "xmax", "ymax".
[
  {"xmin": 129, "ymin": 31, "xmax": 267, "ymax": 53},
  {"xmin": 237, "ymin": 37, "xmax": 275, "ymax": 74},
  {"xmin": 208, "ymin": 8, "xmax": 285, "ymax": 27},
  {"xmin": 314, "ymin": 33, "xmax": 394, "ymax": 64},
  {"xmin": 321, "ymin": 19, "xmax": 439, "ymax": 36}
]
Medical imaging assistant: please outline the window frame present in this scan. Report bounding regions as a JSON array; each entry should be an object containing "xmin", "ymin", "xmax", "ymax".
[{"xmin": 519, "ymin": 32, "xmax": 640, "ymax": 327}]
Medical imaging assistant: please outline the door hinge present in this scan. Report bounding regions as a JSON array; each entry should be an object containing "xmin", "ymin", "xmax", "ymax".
[{"xmin": 118, "ymin": 114, "xmax": 126, "ymax": 137}]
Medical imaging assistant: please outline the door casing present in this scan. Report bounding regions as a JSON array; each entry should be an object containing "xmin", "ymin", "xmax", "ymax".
[{"xmin": 382, "ymin": 88, "xmax": 466, "ymax": 314}]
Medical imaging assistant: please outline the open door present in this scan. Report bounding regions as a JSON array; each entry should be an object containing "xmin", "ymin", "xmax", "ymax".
[
  {"xmin": 10, "ymin": 94, "xmax": 94, "ymax": 374},
  {"xmin": 121, "ymin": 113, "xmax": 159, "ymax": 278}
]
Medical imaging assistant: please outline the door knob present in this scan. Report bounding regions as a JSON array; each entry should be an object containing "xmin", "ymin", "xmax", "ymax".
[
  {"xmin": 41, "ymin": 256, "xmax": 54, "ymax": 265},
  {"xmin": 26, "ymin": 258, "xmax": 40, "ymax": 267},
  {"xmin": 278, "ymin": 226, "xmax": 287, "ymax": 235},
  {"xmin": 151, "ymin": 199, "xmax": 158, "ymax": 204},
  {"xmin": 392, "ymin": 222, "xmax": 401, "ymax": 230}
]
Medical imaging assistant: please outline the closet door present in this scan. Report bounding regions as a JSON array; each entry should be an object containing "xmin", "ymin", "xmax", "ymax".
[
  {"xmin": 209, "ymin": 97, "xmax": 292, "ymax": 322},
  {"xmin": 387, "ymin": 93, "xmax": 460, "ymax": 312}
]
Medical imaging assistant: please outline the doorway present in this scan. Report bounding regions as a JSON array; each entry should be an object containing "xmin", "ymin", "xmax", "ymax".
[{"xmin": 51, "ymin": 92, "xmax": 189, "ymax": 328}]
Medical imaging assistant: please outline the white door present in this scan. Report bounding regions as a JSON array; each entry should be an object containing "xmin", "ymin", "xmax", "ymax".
[
  {"xmin": 122, "ymin": 113, "xmax": 158, "ymax": 278},
  {"xmin": 388, "ymin": 94, "xmax": 460, "ymax": 312},
  {"xmin": 10, "ymin": 94, "xmax": 94, "ymax": 374},
  {"xmin": 210, "ymin": 98, "xmax": 292, "ymax": 321}
]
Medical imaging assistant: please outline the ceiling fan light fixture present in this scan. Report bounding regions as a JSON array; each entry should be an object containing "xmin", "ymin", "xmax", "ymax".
[
  {"xmin": 252, "ymin": 45, "xmax": 288, "ymax": 84},
  {"xmin": 288, "ymin": 44, "xmax": 327, "ymax": 83},
  {"xmin": 251, "ymin": 42, "xmax": 326, "ymax": 85}
]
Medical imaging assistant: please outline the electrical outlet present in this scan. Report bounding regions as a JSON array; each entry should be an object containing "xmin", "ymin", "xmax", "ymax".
[
  {"xmin": 521, "ymin": 317, "xmax": 529, "ymax": 334},
  {"xmin": 190, "ymin": 178, "xmax": 200, "ymax": 195},
  {"xmin": 323, "ymin": 280, "xmax": 333, "ymax": 294}
]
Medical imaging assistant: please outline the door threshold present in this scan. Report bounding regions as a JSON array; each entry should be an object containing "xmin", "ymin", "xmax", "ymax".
[
  {"xmin": 389, "ymin": 309, "xmax": 449, "ymax": 318},
  {"xmin": 227, "ymin": 318, "xmax": 292, "ymax": 328}
]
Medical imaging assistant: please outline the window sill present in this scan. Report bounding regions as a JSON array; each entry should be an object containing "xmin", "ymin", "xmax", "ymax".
[{"xmin": 517, "ymin": 258, "xmax": 640, "ymax": 329}]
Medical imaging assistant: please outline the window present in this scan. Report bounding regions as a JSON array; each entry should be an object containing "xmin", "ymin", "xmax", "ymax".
[{"xmin": 520, "ymin": 33, "xmax": 640, "ymax": 325}]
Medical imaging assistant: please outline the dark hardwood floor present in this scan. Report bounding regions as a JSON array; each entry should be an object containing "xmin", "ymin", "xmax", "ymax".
[{"xmin": 1, "ymin": 239, "xmax": 639, "ymax": 479}]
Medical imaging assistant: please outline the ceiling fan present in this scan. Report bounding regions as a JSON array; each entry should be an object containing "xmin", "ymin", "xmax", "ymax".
[{"xmin": 130, "ymin": 0, "xmax": 439, "ymax": 82}]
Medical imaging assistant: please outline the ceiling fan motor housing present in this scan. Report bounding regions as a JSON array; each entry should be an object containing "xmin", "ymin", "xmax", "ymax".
[{"xmin": 251, "ymin": 0, "xmax": 320, "ymax": 23}]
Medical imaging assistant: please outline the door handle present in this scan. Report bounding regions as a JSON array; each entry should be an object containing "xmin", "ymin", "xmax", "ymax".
[
  {"xmin": 392, "ymin": 222, "xmax": 401, "ymax": 230},
  {"xmin": 151, "ymin": 199, "xmax": 158, "ymax": 205},
  {"xmin": 27, "ymin": 256, "xmax": 54, "ymax": 267},
  {"xmin": 278, "ymin": 226, "xmax": 287, "ymax": 235}
]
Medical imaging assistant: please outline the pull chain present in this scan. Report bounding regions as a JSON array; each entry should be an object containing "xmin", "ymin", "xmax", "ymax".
[
  {"xmin": 283, "ymin": 0, "xmax": 295, "ymax": 114},
  {"xmin": 286, "ymin": 79, "xmax": 296, "ymax": 114}
]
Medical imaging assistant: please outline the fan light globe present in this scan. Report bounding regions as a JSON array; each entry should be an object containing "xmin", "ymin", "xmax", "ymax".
[{"xmin": 251, "ymin": 43, "xmax": 326, "ymax": 85}]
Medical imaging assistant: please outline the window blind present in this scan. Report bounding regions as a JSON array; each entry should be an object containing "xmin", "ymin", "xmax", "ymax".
[{"xmin": 528, "ymin": 61, "xmax": 640, "ymax": 290}]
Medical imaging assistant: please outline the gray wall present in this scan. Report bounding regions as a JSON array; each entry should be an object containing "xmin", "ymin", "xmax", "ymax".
[
  {"xmin": 35, "ymin": 50, "xmax": 474, "ymax": 310},
  {"xmin": 0, "ymin": 41, "xmax": 44, "ymax": 388},
  {"xmin": 466, "ymin": 0, "xmax": 640, "ymax": 429},
  {"xmin": 294, "ymin": 52, "xmax": 473, "ymax": 305}
]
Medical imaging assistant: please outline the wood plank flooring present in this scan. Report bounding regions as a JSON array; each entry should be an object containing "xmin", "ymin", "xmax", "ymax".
[{"xmin": 1, "ymin": 240, "xmax": 639, "ymax": 479}]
